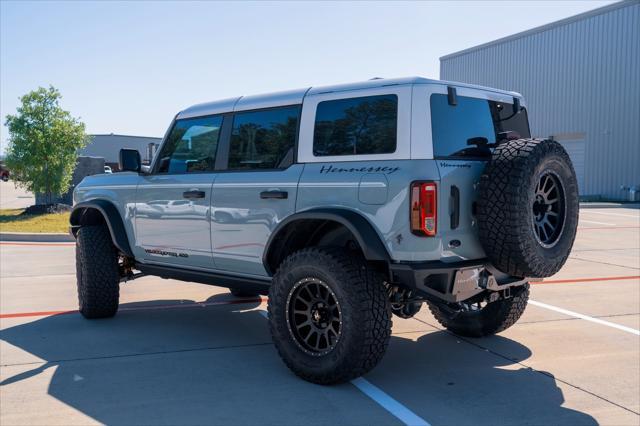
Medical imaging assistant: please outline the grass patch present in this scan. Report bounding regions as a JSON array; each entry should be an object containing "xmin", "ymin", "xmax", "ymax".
[{"xmin": 0, "ymin": 208, "xmax": 70, "ymax": 233}]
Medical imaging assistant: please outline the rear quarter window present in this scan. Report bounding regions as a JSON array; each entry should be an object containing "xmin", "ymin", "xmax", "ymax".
[{"xmin": 313, "ymin": 94, "xmax": 397, "ymax": 156}]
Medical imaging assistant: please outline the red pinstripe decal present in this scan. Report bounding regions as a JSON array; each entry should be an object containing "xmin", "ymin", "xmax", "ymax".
[
  {"xmin": 0, "ymin": 242, "xmax": 74, "ymax": 246},
  {"xmin": 538, "ymin": 275, "xmax": 640, "ymax": 284},
  {"xmin": 577, "ymin": 226, "xmax": 640, "ymax": 230}
]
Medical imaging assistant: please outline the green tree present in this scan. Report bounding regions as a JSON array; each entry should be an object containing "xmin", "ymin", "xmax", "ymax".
[{"xmin": 4, "ymin": 86, "xmax": 88, "ymax": 204}]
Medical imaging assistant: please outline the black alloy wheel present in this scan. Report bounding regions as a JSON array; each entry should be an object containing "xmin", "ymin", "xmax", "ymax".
[
  {"xmin": 532, "ymin": 171, "xmax": 566, "ymax": 248},
  {"xmin": 286, "ymin": 277, "xmax": 342, "ymax": 355}
]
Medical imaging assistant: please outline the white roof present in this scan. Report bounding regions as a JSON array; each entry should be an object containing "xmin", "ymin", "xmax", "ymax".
[{"xmin": 177, "ymin": 76, "xmax": 522, "ymax": 119}]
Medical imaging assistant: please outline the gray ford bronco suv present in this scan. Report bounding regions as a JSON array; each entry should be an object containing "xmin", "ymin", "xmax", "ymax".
[{"xmin": 71, "ymin": 77, "xmax": 579, "ymax": 384}]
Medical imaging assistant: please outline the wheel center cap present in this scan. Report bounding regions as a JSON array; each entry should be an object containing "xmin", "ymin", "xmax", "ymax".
[
  {"xmin": 533, "ymin": 196, "xmax": 546, "ymax": 220},
  {"xmin": 310, "ymin": 302, "xmax": 329, "ymax": 328}
]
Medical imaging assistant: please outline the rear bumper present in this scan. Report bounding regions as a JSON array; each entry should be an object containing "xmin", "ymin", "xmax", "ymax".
[{"xmin": 390, "ymin": 259, "xmax": 529, "ymax": 303}]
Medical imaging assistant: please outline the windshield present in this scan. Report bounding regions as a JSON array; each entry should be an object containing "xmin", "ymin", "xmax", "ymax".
[{"xmin": 430, "ymin": 93, "xmax": 531, "ymax": 159}]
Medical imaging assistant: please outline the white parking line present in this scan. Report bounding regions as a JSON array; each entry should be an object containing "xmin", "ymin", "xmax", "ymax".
[
  {"xmin": 580, "ymin": 219, "xmax": 616, "ymax": 226},
  {"xmin": 351, "ymin": 377, "xmax": 430, "ymax": 426},
  {"xmin": 581, "ymin": 211, "xmax": 640, "ymax": 219},
  {"xmin": 258, "ymin": 309, "xmax": 430, "ymax": 426},
  {"xmin": 351, "ymin": 378, "xmax": 430, "ymax": 426},
  {"xmin": 529, "ymin": 300, "xmax": 640, "ymax": 335}
]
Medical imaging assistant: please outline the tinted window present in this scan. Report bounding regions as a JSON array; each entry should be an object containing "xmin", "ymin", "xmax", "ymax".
[
  {"xmin": 156, "ymin": 116, "xmax": 223, "ymax": 173},
  {"xmin": 430, "ymin": 94, "xmax": 530, "ymax": 159},
  {"xmin": 228, "ymin": 106, "xmax": 300, "ymax": 170},
  {"xmin": 313, "ymin": 95, "xmax": 397, "ymax": 156}
]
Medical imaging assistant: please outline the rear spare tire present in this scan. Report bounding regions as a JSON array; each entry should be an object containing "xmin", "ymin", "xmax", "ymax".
[
  {"xmin": 477, "ymin": 139, "xmax": 579, "ymax": 277},
  {"xmin": 76, "ymin": 225, "xmax": 120, "ymax": 318}
]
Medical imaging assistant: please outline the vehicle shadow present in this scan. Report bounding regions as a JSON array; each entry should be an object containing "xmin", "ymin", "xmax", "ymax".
[
  {"xmin": 1, "ymin": 298, "xmax": 597, "ymax": 425},
  {"xmin": 374, "ymin": 329, "xmax": 598, "ymax": 425}
]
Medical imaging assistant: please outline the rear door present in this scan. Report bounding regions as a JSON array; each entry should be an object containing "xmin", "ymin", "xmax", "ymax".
[
  {"xmin": 211, "ymin": 105, "xmax": 302, "ymax": 276},
  {"xmin": 424, "ymin": 85, "xmax": 531, "ymax": 258},
  {"xmin": 135, "ymin": 115, "xmax": 224, "ymax": 269}
]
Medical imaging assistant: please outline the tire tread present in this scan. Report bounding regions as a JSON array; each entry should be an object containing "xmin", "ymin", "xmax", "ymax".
[{"xmin": 76, "ymin": 225, "xmax": 120, "ymax": 319}]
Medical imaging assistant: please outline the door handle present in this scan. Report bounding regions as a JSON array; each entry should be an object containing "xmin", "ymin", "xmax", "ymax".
[
  {"xmin": 183, "ymin": 190, "xmax": 206, "ymax": 199},
  {"xmin": 260, "ymin": 190, "xmax": 288, "ymax": 199}
]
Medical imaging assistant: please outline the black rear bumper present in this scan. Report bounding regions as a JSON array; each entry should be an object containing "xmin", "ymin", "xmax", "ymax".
[{"xmin": 389, "ymin": 258, "xmax": 527, "ymax": 303}]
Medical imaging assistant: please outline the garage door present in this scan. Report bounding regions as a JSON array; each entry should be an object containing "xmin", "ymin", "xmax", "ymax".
[{"xmin": 558, "ymin": 139, "xmax": 586, "ymax": 194}]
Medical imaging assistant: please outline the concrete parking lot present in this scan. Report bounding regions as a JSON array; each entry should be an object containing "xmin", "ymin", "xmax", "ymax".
[{"xmin": 1, "ymin": 206, "xmax": 638, "ymax": 425}]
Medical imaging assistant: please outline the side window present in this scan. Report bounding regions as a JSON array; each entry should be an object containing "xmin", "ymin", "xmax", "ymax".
[
  {"xmin": 313, "ymin": 94, "xmax": 397, "ymax": 156},
  {"xmin": 228, "ymin": 106, "xmax": 300, "ymax": 170},
  {"xmin": 430, "ymin": 93, "xmax": 531, "ymax": 159},
  {"xmin": 156, "ymin": 116, "xmax": 223, "ymax": 173}
]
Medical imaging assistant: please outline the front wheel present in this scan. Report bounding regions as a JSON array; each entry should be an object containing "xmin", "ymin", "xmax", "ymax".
[
  {"xmin": 76, "ymin": 225, "xmax": 120, "ymax": 319},
  {"xmin": 427, "ymin": 284, "xmax": 529, "ymax": 337},
  {"xmin": 268, "ymin": 247, "xmax": 392, "ymax": 384}
]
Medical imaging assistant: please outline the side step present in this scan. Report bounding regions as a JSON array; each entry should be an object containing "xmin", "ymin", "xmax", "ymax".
[{"xmin": 135, "ymin": 263, "xmax": 271, "ymax": 296}]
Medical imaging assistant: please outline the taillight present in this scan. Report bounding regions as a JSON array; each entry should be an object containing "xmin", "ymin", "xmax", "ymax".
[{"xmin": 410, "ymin": 182, "xmax": 437, "ymax": 236}]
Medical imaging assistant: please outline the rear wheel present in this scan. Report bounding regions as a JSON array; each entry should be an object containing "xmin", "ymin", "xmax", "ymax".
[
  {"xmin": 427, "ymin": 284, "xmax": 529, "ymax": 337},
  {"xmin": 268, "ymin": 247, "xmax": 391, "ymax": 384},
  {"xmin": 76, "ymin": 225, "xmax": 120, "ymax": 319}
]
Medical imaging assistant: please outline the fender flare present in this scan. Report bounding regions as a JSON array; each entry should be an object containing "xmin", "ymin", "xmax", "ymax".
[
  {"xmin": 70, "ymin": 200, "xmax": 134, "ymax": 258},
  {"xmin": 263, "ymin": 208, "xmax": 391, "ymax": 275}
]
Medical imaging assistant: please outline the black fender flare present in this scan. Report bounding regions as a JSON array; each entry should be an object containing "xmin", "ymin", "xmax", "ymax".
[
  {"xmin": 70, "ymin": 200, "xmax": 134, "ymax": 258},
  {"xmin": 263, "ymin": 208, "xmax": 391, "ymax": 275}
]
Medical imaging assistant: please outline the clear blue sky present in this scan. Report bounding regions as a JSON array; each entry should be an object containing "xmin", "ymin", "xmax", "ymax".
[{"xmin": 0, "ymin": 0, "xmax": 614, "ymax": 152}]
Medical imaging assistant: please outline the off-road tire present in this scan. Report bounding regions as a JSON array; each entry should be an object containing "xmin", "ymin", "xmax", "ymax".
[
  {"xmin": 230, "ymin": 288, "xmax": 259, "ymax": 298},
  {"xmin": 76, "ymin": 225, "xmax": 120, "ymax": 319},
  {"xmin": 268, "ymin": 247, "xmax": 392, "ymax": 385},
  {"xmin": 478, "ymin": 139, "xmax": 579, "ymax": 277},
  {"xmin": 427, "ymin": 284, "xmax": 530, "ymax": 337}
]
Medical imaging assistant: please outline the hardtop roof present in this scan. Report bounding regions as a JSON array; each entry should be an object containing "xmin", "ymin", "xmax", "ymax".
[{"xmin": 177, "ymin": 76, "xmax": 522, "ymax": 119}]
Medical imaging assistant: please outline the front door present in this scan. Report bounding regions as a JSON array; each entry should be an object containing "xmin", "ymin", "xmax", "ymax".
[
  {"xmin": 211, "ymin": 105, "xmax": 302, "ymax": 276},
  {"xmin": 135, "ymin": 115, "xmax": 224, "ymax": 269}
]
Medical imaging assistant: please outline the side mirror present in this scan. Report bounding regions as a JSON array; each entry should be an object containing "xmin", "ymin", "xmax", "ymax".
[{"xmin": 119, "ymin": 149, "xmax": 141, "ymax": 172}]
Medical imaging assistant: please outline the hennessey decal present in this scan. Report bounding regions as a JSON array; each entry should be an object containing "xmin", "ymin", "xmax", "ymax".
[
  {"xmin": 439, "ymin": 162, "xmax": 472, "ymax": 169},
  {"xmin": 320, "ymin": 165, "xmax": 400, "ymax": 174}
]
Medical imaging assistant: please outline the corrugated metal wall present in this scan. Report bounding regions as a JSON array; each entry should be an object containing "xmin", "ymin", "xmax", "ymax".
[
  {"xmin": 82, "ymin": 135, "xmax": 162, "ymax": 164},
  {"xmin": 440, "ymin": 1, "xmax": 639, "ymax": 200}
]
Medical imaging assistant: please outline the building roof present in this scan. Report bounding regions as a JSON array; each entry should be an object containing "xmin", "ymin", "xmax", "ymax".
[
  {"xmin": 90, "ymin": 133, "xmax": 161, "ymax": 140},
  {"xmin": 178, "ymin": 76, "xmax": 522, "ymax": 119},
  {"xmin": 440, "ymin": 0, "xmax": 636, "ymax": 61}
]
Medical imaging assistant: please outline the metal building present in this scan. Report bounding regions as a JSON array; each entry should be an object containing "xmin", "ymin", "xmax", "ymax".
[
  {"xmin": 81, "ymin": 134, "xmax": 162, "ymax": 170},
  {"xmin": 440, "ymin": 0, "xmax": 639, "ymax": 200}
]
